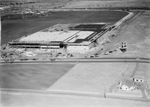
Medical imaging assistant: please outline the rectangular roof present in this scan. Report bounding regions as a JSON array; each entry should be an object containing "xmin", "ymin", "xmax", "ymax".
[
  {"xmin": 19, "ymin": 30, "xmax": 94, "ymax": 44},
  {"xmin": 20, "ymin": 31, "xmax": 79, "ymax": 42},
  {"xmin": 67, "ymin": 31, "xmax": 94, "ymax": 43}
]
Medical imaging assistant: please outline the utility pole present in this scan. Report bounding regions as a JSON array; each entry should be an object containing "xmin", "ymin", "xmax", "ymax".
[
  {"xmin": 0, "ymin": 11, "xmax": 1, "ymax": 60},
  {"xmin": 0, "ymin": 9, "xmax": 1, "ymax": 107}
]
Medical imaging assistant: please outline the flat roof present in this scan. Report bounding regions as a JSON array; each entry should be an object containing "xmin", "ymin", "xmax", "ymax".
[
  {"xmin": 67, "ymin": 31, "xmax": 94, "ymax": 43},
  {"xmin": 20, "ymin": 31, "xmax": 78, "ymax": 42},
  {"xmin": 19, "ymin": 30, "xmax": 95, "ymax": 44}
]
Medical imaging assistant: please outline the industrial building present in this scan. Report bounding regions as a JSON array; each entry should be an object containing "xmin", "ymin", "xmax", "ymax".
[{"xmin": 9, "ymin": 23, "xmax": 109, "ymax": 53}]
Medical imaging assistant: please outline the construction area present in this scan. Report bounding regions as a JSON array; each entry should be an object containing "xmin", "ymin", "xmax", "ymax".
[
  {"xmin": 9, "ymin": 23, "xmax": 108, "ymax": 52},
  {"xmin": 1, "ymin": 0, "xmax": 150, "ymax": 107},
  {"xmin": 1, "ymin": 10, "xmax": 135, "ymax": 62},
  {"xmin": 1, "ymin": 24, "xmax": 120, "ymax": 61}
]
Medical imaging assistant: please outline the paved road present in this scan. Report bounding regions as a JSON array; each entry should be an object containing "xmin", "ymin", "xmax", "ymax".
[
  {"xmin": 1, "ymin": 88, "xmax": 150, "ymax": 102},
  {"xmin": 0, "ymin": 57, "xmax": 149, "ymax": 65}
]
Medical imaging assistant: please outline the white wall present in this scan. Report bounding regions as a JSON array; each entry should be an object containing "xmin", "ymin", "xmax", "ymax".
[{"xmin": 67, "ymin": 46, "xmax": 89, "ymax": 53}]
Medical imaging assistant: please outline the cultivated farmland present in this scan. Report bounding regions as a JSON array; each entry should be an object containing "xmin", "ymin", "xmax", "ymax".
[{"xmin": 0, "ymin": 64, "xmax": 74, "ymax": 90}]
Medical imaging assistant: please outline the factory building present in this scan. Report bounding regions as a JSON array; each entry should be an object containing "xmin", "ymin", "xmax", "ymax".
[{"xmin": 9, "ymin": 24, "xmax": 109, "ymax": 53}]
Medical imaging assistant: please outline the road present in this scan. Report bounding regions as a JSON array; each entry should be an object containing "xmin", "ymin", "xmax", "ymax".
[
  {"xmin": 0, "ymin": 57, "xmax": 149, "ymax": 65},
  {"xmin": 1, "ymin": 87, "xmax": 150, "ymax": 103}
]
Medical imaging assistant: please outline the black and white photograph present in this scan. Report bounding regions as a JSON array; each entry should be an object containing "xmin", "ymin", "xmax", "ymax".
[{"xmin": 0, "ymin": 0, "xmax": 150, "ymax": 106}]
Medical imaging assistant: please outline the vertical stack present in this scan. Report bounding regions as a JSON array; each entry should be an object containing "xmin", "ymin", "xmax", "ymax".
[
  {"xmin": 0, "ymin": 15, "xmax": 1, "ymax": 60},
  {"xmin": 0, "ymin": 11, "xmax": 1, "ymax": 107}
]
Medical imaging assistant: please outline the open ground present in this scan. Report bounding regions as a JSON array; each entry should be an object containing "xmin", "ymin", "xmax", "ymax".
[
  {"xmin": 102, "ymin": 11, "xmax": 150, "ymax": 58},
  {"xmin": 1, "ymin": 11, "xmax": 128, "ymax": 45},
  {"xmin": 64, "ymin": 0, "xmax": 150, "ymax": 9},
  {"xmin": 0, "ymin": 64, "xmax": 74, "ymax": 89},
  {"xmin": 1, "ymin": 62, "xmax": 150, "ymax": 107}
]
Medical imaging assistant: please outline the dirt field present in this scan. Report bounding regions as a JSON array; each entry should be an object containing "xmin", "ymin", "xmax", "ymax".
[
  {"xmin": 1, "ymin": 11, "xmax": 128, "ymax": 45},
  {"xmin": 1, "ymin": 62, "xmax": 150, "ymax": 106},
  {"xmin": 64, "ymin": 0, "xmax": 149, "ymax": 8},
  {"xmin": 133, "ymin": 63, "xmax": 150, "ymax": 89},
  {"xmin": 0, "ymin": 64, "xmax": 74, "ymax": 90},
  {"xmin": 49, "ymin": 63, "xmax": 135, "ymax": 93},
  {"xmin": 100, "ymin": 11, "xmax": 150, "ymax": 58}
]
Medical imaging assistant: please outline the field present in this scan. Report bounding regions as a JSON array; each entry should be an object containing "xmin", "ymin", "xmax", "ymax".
[
  {"xmin": 103, "ymin": 11, "xmax": 150, "ymax": 58},
  {"xmin": 0, "ymin": 64, "xmax": 74, "ymax": 90},
  {"xmin": 65, "ymin": 0, "xmax": 150, "ymax": 8},
  {"xmin": 48, "ymin": 62, "xmax": 150, "ymax": 98},
  {"xmin": 49, "ymin": 63, "xmax": 135, "ymax": 93},
  {"xmin": 1, "ymin": 62, "xmax": 150, "ymax": 106},
  {"xmin": 1, "ymin": 11, "xmax": 128, "ymax": 45}
]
